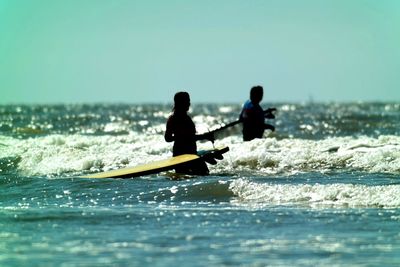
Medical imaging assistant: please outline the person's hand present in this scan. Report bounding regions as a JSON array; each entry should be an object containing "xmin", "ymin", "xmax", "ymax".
[
  {"xmin": 265, "ymin": 113, "xmax": 275, "ymax": 119},
  {"xmin": 264, "ymin": 108, "xmax": 277, "ymax": 119},
  {"xmin": 265, "ymin": 124, "xmax": 275, "ymax": 132},
  {"xmin": 204, "ymin": 132, "xmax": 215, "ymax": 142}
]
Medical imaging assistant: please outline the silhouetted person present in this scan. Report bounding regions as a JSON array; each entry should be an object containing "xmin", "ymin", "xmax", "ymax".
[
  {"xmin": 165, "ymin": 91, "xmax": 213, "ymax": 175},
  {"xmin": 240, "ymin": 86, "xmax": 275, "ymax": 141}
]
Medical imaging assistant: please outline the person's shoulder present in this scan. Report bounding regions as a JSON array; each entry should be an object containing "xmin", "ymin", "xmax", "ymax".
[
  {"xmin": 167, "ymin": 113, "xmax": 176, "ymax": 123},
  {"xmin": 167, "ymin": 112, "xmax": 190, "ymax": 123},
  {"xmin": 243, "ymin": 100, "xmax": 254, "ymax": 109}
]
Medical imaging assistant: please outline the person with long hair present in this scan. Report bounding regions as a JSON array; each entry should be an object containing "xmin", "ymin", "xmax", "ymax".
[{"xmin": 165, "ymin": 91, "xmax": 214, "ymax": 175}]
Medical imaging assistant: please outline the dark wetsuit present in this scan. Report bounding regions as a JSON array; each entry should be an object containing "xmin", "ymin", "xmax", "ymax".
[
  {"xmin": 165, "ymin": 112, "xmax": 197, "ymax": 156},
  {"xmin": 240, "ymin": 100, "xmax": 266, "ymax": 141},
  {"xmin": 165, "ymin": 112, "xmax": 209, "ymax": 175}
]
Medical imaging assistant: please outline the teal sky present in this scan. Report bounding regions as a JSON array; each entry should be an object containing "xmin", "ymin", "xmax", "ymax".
[{"xmin": 1, "ymin": 0, "xmax": 399, "ymax": 104}]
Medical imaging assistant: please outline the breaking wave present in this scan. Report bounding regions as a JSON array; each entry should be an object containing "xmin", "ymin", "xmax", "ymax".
[
  {"xmin": 229, "ymin": 178, "xmax": 400, "ymax": 208},
  {"xmin": 1, "ymin": 133, "xmax": 399, "ymax": 177}
]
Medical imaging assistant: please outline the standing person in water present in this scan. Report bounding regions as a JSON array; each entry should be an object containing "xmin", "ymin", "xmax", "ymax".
[
  {"xmin": 165, "ymin": 91, "xmax": 214, "ymax": 175},
  {"xmin": 240, "ymin": 85, "xmax": 275, "ymax": 141}
]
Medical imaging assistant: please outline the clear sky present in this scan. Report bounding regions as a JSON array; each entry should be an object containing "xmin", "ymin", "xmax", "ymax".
[{"xmin": 1, "ymin": 0, "xmax": 399, "ymax": 104}]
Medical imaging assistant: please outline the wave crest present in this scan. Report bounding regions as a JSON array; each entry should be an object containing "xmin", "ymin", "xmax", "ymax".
[
  {"xmin": 229, "ymin": 178, "xmax": 400, "ymax": 208},
  {"xmin": 1, "ymin": 134, "xmax": 400, "ymax": 176}
]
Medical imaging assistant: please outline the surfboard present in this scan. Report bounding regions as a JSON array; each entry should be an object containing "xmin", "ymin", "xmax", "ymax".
[{"xmin": 82, "ymin": 146, "xmax": 229, "ymax": 179}]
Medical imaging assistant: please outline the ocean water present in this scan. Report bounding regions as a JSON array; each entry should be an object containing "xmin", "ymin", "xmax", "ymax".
[{"xmin": 0, "ymin": 103, "xmax": 400, "ymax": 266}]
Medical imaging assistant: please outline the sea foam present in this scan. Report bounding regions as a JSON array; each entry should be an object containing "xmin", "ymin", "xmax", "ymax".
[
  {"xmin": 214, "ymin": 135, "xmax": 400, "ymax": 174},
  {"xmin": 229, "ymin": 178, "xmax": 400, "ymax": 208},
  {"xmin": 1, "ymin": 134, "xmax": 399, "ymax": 176}
]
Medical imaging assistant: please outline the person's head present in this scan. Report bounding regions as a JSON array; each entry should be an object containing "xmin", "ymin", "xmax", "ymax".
[
  {"xmin": 173, "ymin": 91, "xmax": 190, "ymax": 112},
  {"xmin": 250, "ymin": 86, "xmax": 263, "ymax": 104}
]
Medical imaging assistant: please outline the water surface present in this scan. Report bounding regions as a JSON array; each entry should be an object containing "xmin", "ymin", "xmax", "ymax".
[{"xmin": 1, "ymin": 103, "xmax": 399, "ymax": 266}]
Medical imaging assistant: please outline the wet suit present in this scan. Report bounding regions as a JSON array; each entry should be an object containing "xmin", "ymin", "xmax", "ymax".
[
  {"xmin": 165, "ymin": 112, "xmax": 209, "ymax": 175},
  {"xmin": 240, "ymin": 100, "xmax": 275, "ymax": 141}
]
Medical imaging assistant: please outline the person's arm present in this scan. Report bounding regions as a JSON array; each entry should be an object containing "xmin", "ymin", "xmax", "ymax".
[
  {"xmin": 264, "ymin": 108, "xmax": 276, "ymax": 131},
  {"xmin": 164, "ymin": 119, "xmax": 175, "ymax": 142},
  {"xmin": 264, "ymin": 123, "xmax": 275, "ymax": 131},
  {"xmin": 195, "ymin": 132, "xmax": 214, "ymax": 142},
  {"xmin": 264, "ymin": 108, "xmax": 276, "ymax": 119}
]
